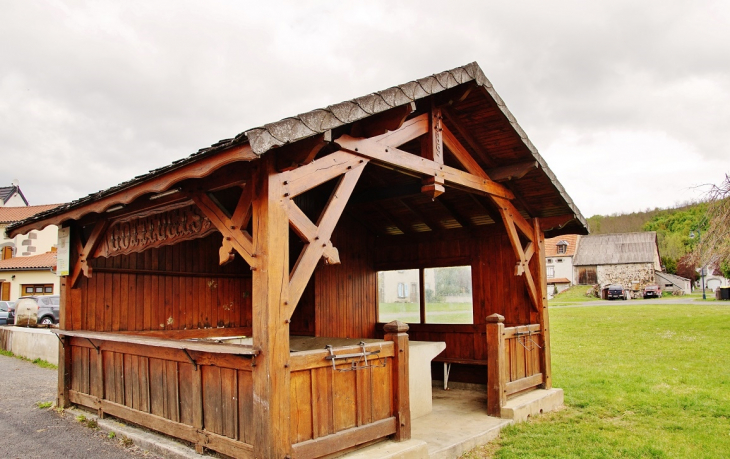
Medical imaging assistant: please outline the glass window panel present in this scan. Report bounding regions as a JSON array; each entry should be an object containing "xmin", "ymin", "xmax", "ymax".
[
  {"xmin": 44, "ymin": 286, "xmax": 53, "ymax": 293},
  {"xmin": 377, "ymin": 269, "xmax": 420, "ymax": 323},
  {"xmin": 35, "ymin": 287, "xmax": 43, "ymax": 293},
  {"xmin": 25, "ymin": 286, "xmax": 33, "ymax": 294},
  {"xmin": 424, "ymin": 266, "xmax": 473, "ymax": 324}
]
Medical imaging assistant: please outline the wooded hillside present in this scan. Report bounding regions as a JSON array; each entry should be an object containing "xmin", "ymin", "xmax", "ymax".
[{"xmin": 586, "ymin": 202, "xmax": 709, "ymax": 277}]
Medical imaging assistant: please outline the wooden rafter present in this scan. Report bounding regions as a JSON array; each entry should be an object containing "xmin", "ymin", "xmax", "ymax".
[
  {"xmin": 285, "ymin": 160, "xmax": 367, "ymax": 319},
  {"xmin": 369, "ymin": 113, "xmax": 428, "ymax": 148},
  {"xmin": 435, "ymin": 197, "xmax": 472, "ymax": 228},
  {"xmin": 190, "ymin": 189, "xmax": 257, "ymax": 268},
  {"xmin": 280, "ymin": 150, "xmax": 365, "ymax": 198},
  {"xmin": 335, "ymin": 135, "xmax": 514, "ymax": 200},
  {"xmin": 70, "ymin": 220, "xmax": 110, "ymax": 288},
  {"xmin": 441, "ymin": 106, "xmax": 497, "ymax": 168},
  {"xmin": 487, "ymin": 161, "xmax": 538, "ymax": 182}
]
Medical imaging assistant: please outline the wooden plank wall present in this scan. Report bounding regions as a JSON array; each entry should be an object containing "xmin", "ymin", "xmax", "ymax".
[
  {"xmin": 374, "ymin": 226, "xmax": 539, "ymax": 381},
  {"xmin": 68, "ymin": 337, "xmax": 256, "ymax": 444},
  {"xmin": 314, "ymin": 214, "xmax": 377, "ymax": 339},
  {"xmin": 289, "ymin": 345, "xmax": 395, "ymax": 445},
  {"xmin": 69, "ymin": 233, "xmax": 252, "ymax": 332}
]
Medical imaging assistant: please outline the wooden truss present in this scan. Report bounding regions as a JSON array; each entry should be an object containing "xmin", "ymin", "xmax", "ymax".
[{"xmin": 335, "ymin": 105, "xmax": 544, "ymax": 312}]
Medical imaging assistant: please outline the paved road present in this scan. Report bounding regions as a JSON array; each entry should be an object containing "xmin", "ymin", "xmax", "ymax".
[{"xmin": 0, "ymin": 354, "xmax": 160, "ymax": 458}]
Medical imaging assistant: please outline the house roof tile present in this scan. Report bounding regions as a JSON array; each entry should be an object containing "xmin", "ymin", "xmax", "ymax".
[
  {"xmin": 0, "ymin": 204, "xmax": 62, "ymax": 224},
  {"xmin": 0, "ymin": 252, "xmax": 57, "ymax": 271},
  {"xmin": 544, "ymin": 234, "xmax": 580, "ymax": 257}
]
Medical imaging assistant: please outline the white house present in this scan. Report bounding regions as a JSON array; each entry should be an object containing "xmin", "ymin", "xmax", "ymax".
[
  {"xmin": 544, "ymin": 234, "xmax": 580, "ymax": 298},
  {"xmin": 0, "ymin": 180, "xmax": 30, "ymax": 208},
  {"xmin": 0, "ymin": 187, "xmax": 60, "ymax": 301}
]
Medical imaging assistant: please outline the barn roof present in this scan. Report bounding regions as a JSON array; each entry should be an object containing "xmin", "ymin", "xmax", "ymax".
[
  {"xmin": 573, "ymin": 232, "xmax": 659, "ymax": 266},
  {"xmin": 8, "ymin": 62, "xmax": 588, "ymax": 238}
]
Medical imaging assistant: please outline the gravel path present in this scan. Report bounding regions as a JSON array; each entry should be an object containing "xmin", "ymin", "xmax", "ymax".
[{"xmin": 0, "ymin": 354, "xmax": 161, "ymax": 458}]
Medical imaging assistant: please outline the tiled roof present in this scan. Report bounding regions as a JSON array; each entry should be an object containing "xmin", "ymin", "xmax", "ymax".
[
  {"xmin": 0, "ymin": 204, "xmax": 62, "ymax": 223},
  {"xmin": 544, "ymin": 234, "xmax": 580, "ymax": 257},
  {"xmin": 573, "ymin": 232, "xmax": 659, "ymax": 266},
  {"xmin": 0, "ymin": 186, "xmax": 29, "ymax": 205},
  {"xmin": 0, "ymin": 186, "xmax": 15, "ymax": 203},
  {"xmin": 0, "ymin": 252, "xmax": 57, "ymax": 271},
  {"xmin": 9, "ymin": 62, "xmax": 587, "ymax": 236}
]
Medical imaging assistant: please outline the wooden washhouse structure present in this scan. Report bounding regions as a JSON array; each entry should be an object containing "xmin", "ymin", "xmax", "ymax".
[{"xmin": 9, "ymin": 62, "xmax": 588, "ymax": 458}]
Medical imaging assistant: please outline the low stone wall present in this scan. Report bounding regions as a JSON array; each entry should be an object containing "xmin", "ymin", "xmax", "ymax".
[{"xmin": 0, "ymin": 326, "xmax": 58, "ymax": 365}]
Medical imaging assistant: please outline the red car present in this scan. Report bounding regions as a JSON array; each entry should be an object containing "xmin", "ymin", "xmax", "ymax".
[{"xmin": 643, "ymin": 284, "xmax": 662, "ymax": 299}]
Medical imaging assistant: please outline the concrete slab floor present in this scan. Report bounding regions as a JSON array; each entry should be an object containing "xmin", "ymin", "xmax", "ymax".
[
  {"xmin": 341, "ymin": 388, "xmax": 512, "ymax": 459},
  {"xmin": 413, "ymin": 389, "xmax": 512, "ymax": 459}
]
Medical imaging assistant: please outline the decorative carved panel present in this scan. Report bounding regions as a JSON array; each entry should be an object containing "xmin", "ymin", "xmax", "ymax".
[{"xmin": 97, "ymin": 205, "xmax": 214, "ymax": 257}]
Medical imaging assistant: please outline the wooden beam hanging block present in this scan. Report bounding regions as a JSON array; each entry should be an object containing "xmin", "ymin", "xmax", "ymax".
[{"xmin": 421, "ymin": 107, "xmax": 445, "ymax": 199}]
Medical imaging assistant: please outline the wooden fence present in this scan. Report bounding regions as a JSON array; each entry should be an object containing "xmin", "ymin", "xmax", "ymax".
[
  {"xmin": 486, "ymin": 314, "xmax": 543, "ymax": 416},
  {"xmin": 58, "ymin": 325, "xmax": 409, "ymax": 459}
]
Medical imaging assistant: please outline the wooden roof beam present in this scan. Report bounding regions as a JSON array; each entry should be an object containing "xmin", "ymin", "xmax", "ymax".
[
  {"xmin": 350, "ymin": 102, "xmax": 416, "ymax": 138},
  {"xmin": 335, "ymin": 135, "xmax": 514, "ymax": 200},
  {"xmin": 435, "ymin": 198, "xmax": 472, "ymax": 228},
  {"xmin": 398, "ymin": 197, "xmax": 443, "ymax": 231},
  {"xmin": 441, "ymin": 106, "xmax": 497, "ymax": 169}
]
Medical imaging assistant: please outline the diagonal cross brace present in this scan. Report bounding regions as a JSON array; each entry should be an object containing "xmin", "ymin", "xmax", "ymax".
[
  {"xmin": 70, "ymin": 220, "xmax": 110, "ymax": 288},
  {"xmin": 284, "ymin": 160, "xmax": 367, "ymax": 319},
  {"xmin": 190, "ymin": 187, "xmax": 257, "ymax": 268}
]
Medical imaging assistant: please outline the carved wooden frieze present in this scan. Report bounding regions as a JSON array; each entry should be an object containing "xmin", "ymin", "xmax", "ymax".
[{"xmin": 97, "ymin": 204, "xmax": 214, "ymax": 257}]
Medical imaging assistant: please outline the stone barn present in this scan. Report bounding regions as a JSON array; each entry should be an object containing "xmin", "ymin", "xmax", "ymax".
[{"xmin": 572, "ymin": 232, "xmax": 661, "ymax": 291}]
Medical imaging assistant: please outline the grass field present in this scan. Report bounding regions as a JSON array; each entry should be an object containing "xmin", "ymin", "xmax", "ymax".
[
  {"xmin": 378, "ymin": 302, "xmax": 473, "ymax": 323},
  {"xmin": 462, "ymin": 302, "xmax": 730, "ymax": 458},
  {"xmin": 549, "ymin": 285, "xmax": 600, "ymax": 305}
]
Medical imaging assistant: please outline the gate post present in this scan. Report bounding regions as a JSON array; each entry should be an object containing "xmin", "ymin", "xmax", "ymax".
[
  {"xmin": 384, "ymin": 320, "xmax": 410, "ymax": 441},
  {"xmin": 486, "ymin": 313, "xmax": 505, "ymax": 416}
]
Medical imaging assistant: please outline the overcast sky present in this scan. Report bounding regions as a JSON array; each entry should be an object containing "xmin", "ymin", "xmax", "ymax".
[{"xmin": 1, "ymin": 1, "xmax": 728, "ymax": 218}]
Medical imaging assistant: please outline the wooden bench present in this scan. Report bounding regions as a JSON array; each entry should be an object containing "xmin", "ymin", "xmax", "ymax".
[{"xmin": 433, "ymin": 357, "xmax": 488, "ymax": 390}]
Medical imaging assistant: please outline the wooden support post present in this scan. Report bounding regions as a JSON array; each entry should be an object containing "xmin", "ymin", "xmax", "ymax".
[
  {"xmin": 486, "ymin": 313, "xmax": 505, "ymax": 417},
  {"xmin": 192, "ymin": 362, "xmax": 204, "ymax": 448},
  {"xmin": 532, "ymin": 218, "xmax": 552, "ymax": 389},
  {"xmin": 383, "ymin": 321, "xmax": 410, "ymax": 441},
  {"xmin": 251, "ymin": 156, "xmax": 292, "ymax": 459},
  {"xmin": 58, "ymin": 261, "xmax": 74, "ymax": 407}
]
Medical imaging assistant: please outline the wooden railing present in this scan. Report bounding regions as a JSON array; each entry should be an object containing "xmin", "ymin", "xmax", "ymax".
[
  {"xmin": 486, "ymin": 314, "xmax": 544, "ymax": 416},
  {"xmin": 57, "ymin": 322, "xmax": 410, "ymax": 459}
]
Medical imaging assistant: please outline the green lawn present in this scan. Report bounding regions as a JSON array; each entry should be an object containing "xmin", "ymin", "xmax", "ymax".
[
  {"xmin": 462, "ymin": 302, "xmax": 730, "ymax": 458},
  {"xmin": 378, "ymin": 302, "xmax": 473, "ymax": 324},
  {"xmin": 549, "ymin": 285, "xmax": 600, "ymax": 305}
]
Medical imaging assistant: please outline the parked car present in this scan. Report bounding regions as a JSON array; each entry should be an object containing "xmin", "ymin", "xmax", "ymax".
[
  {"xmin": 607, "ymin": 284, "xmax": 629, "ymax": 300},
  {"xmin": 642, "ymin": 284, "xmax": 662, "ymax": 299},
  {"xmin": 0, "ymin": 300, "xmax": 13, "ymax": 325},
  {"xmin": 13, "ymin": 295, "xmax": 60, "ymax": 326}
]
